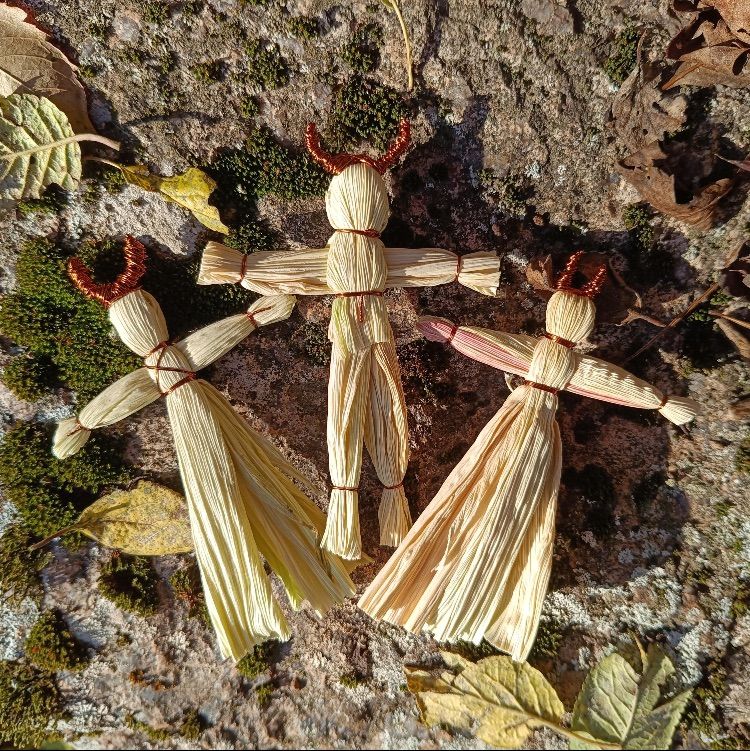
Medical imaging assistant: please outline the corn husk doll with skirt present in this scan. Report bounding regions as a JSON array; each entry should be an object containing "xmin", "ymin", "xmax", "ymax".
[
  {"xmin": 358, "ymin": 252, "xmax": 699, "ymax": 660},
  {"xmin": 53, "ymin": 237, "xmax": 355, "ymax": 663}
]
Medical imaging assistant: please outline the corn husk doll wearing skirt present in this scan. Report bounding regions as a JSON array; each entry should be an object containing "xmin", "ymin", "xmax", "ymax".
[
  {"xmin": 53, "ymin": 237, "xmax": 355, "ymax": 663},
  {"xmin": 358, "ymin": 252, "xmax": 699, "ymax": 661}
]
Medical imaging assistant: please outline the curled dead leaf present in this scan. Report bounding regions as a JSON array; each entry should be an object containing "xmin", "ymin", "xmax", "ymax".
[
  {"xmin": 715, "ymin": 316, "xmax": 750, "ymax": 359},
  {"xmin": 611, "ymin": 33, "xmax": 688, "ymax": 152},
  {"xmin": 94, "ymin": 160, "xmax": 229, "ymax": 233},
  {"xmin": 664, "ymin": 1, "xmax": 750, "ymax": 89},
  {"xmin": 0, "ymin": 5, "xmax": 93, "ymax": 133},
  {"xmin": 525, "ymin": 254, "xmax": 555, "ymax": 292},
  {"xmin": 720, "ymin": 240, "xmax": 750, "ymax": 297},
  {"xmin": 617, "ymin": 142, "xmax": 734, "ymax": 229}
]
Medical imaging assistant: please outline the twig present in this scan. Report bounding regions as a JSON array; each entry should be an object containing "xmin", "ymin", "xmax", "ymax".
[{"xmin": 623, "ymin": 283, "xmax": 719, "ymax": 364}]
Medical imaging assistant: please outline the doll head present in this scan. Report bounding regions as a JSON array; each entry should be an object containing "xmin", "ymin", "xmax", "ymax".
[
  {"xmin": 545, "ymin": 252, "xmax": 606, "ymax": 344},
  {"xmin": 305, "ymin": 120, "xmax": 410, "ymax": 232}
]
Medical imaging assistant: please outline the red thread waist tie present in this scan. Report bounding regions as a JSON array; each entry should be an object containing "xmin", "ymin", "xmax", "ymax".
[
  {"xmin": 333, "ymin": 227, "xmax": 381, "ymax": 239},
  {"xmin": 524, "ymin": 380, "xmax": 560, "ymax": 395},
  {"xmin": 334, "ymin": 289, "xmax": 384, "ymax": 323}
]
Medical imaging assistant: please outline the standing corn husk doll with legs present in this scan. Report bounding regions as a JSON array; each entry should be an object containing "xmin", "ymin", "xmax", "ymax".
[
  {"xmin": 53, "ymin": 237, "xmax": 355, "ymax": 663},
  {"xmin": 199, "ymin": 120, "xmax": 500, "ymax": 559},
  {"xmin": 359, "ymin": 252, "xmax": 699, "ymax": 660}
]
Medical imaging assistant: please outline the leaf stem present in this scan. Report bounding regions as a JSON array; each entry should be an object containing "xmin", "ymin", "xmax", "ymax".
[
  {"xmin": 28, "ymin": 525, "xmax": 81, "ymax": 551},
  {"xmin": 536, "ymin": 718, "xmax": 623, "ymax": 750},
  {"xmin": 0, "ymin": 132, "xmax": 120, "ymax": 161},
  {"xmin": 390, "ymin": 1, "xmax": 414, "ymax": 91}
]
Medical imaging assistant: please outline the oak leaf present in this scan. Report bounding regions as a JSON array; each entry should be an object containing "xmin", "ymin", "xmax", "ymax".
[
  {"xmin": 611, "ymin": 36, "xmax": 687, "ymax": 152},
  {"xmin": 31, "ymin": 480, "xmax": 193, "ymax": 555},
  {"xmin": 0, "ymin": 5, "xmax": 93, "ymax": 133},
  {"xmin": 617, "ymin": 142, "xmax": 734, "ymax": 229},
  {"xmin": 664, "ymin": 1, "xmax": 750, "ymax": 89}
]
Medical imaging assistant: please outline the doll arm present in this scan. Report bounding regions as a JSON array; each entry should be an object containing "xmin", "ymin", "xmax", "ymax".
[
  {"xmin": 198, "ymin": 242, "xmax": 331, "ymax": 295},
  {"xmin": 384, "ymin": 248, "xmax": 500, "ymax": 297},
  {"xmin": 417, "ymin": 317, "xmax": 536, "ymax": 377},
  {"xmin": 566, "ymin": 355, "xmax": 700, "ymax": 425},
  {"xmin": 53, "ymin": 368, "xmax": 163, "ymax": 459},
  {"xmin": 176, "ymin": 295, "xmax": 296, "ymax": 371}
]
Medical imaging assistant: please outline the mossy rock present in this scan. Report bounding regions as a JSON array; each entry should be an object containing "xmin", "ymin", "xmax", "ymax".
[
  {"xmin": 0, "ymin": 661, "xmax": 63, "ymax": 748},
  {"xmin": 0, "ymin": 522, "xmax": 51, "ymax": 606},
  {"xmin": 236, "ymin": 639, "xmax": 279, "ymax": 679},
  {"xmin": 342, "ymin": 23, "xmax": 384, "ymax": 74},
  {"xmin": 0, "ymin": 422, "xmax": 128, "ymax": 539},
  {"xmin": 0, "ymin": 237, "xmax": 255, "ymax": 403},
  {"xmin": 25, "ymin": 610, "xmax": 89, "ymax": 672},
  {"xmin": 98, "ymin": 554, "xmax": 161, "ymax": 617},
  {"xmin": 604, "ymin": 26, "xmax": 640, "ymax": 86}
]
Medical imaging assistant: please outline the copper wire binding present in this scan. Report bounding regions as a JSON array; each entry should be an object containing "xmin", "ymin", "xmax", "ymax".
[
  {"xmin": 555, "ymin": 250, "xmax": 607, "ymax": 299},
  {"xmin": 68, "ymin": 236, "xmax": 147, "ymax": 307},
  {"xmin": 305, "ymin": 119, "xmax": 411, "ymax": 175}
]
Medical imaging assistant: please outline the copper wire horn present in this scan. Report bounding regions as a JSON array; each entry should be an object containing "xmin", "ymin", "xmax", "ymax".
[
  {"xmin": 555, "ymin": 250, "xmax": 607, "ymax": 299},
  {"xmin": 305, "ymin": 118, "xmax": 411, "ymax": 175},
  {"xmin": 68, "ymin": 236, "xmax": 147, "ymax": 308}
]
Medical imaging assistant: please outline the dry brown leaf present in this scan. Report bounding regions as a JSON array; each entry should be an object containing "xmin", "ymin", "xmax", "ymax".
[
  {"xmin": 716, "ymin": 317, "xmax": 750, "ymax": 358},
  {"xmin": 664, "ymin": 2, "xmax": 750, "ymax": 89},
  {"xmin": 0, "ymin": 5, "xmax": 93, "ymax": 133},
  {"xmin": 720, "ymin": 241, "xmax": 750, "ymax": 297},
  {"xmin": 611, "ymin": 37, "xmax": 688, "ymax": 152},
  {"xmin": 620, "ymin": 309, "xmax": 668, "ymax": 327},
  {"xmin": 617, "ymin": 142, "xmax": 734, "ymax": 229},
  {"xmin": 728, "ymin": 396, "xmax": 750, "ymax": 420},
  {"xmin": 525, "ymin": 254, "xmax": 555, "ymax": 292},
  {"xmin": 719, "ymin": 155, "xmax": 750, "ymax": 171}
]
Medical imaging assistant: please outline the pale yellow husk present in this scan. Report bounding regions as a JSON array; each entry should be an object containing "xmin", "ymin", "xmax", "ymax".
[
  {"xmin": 198, "ymin": 162, "xmax": 500, "ymax": 560},
  {"xmin": 359, "ymin": 291, "xmax": 699, "ymax": 660},
  {"xmin": 54, "ymin": 292, "xmax": 355, "ymax": 662}
]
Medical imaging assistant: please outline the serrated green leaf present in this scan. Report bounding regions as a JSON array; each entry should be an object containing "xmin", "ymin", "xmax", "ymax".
[
  {"xmin": 407, "ymin": 653, "xmax": 564, "ymax": 748},
  {"xmin": 571, "ymin": 645, "xmax": 692, "ymax": 750},
  {"xmin": 107, "ymin": 163, "xmax": 228, "ymax": 233},
  {"xmin": 0, "ymin": 93, "xmax": 81, "ymax": 206},
  {"xmin": 34, "ymin": 480, "xmax": 193, "ymax": 556}
]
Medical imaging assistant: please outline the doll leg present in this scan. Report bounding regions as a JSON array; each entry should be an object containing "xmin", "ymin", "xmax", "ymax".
[
  {"xmin": 321, "ymin": 343, "xmax": 372, "ymax": 559},
  {"xmin": 364, "ymin": 339, "xmax": 411, "ymax": 546}
]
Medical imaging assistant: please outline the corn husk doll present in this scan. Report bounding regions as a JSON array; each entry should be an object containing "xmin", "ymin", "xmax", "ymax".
[
  {"xmin": 358, "ymin": 252, "xmax": 700, "ymax": 661},
  {"xmin": 198, "ymin": 120, "xmax": 501, "ymax": 559},
  {"xmin": 53, "ymin": 237, "xmax": 355, "ymax": 663}
]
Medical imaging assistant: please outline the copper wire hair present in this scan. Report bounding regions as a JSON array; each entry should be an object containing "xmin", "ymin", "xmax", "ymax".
[
  {"xmin": 555, "ymin": 250, "xmax": 607, "ymax": 299},
  {"xmin": 305, "ymin": 119, "xmax": 411, "ymax": 175},
  {"xmin": 68, "ymin": 236, "xmax": 147, "ymax": 307}
]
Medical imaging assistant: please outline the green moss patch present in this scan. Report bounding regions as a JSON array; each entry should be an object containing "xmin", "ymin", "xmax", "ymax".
[
  {"xmin": 0, "ymin": 238, "xmax": 255, "ymax": 403},
  {"xmin": 99, "ymin": 555, "xmax": 161, "ymax": 617},
  {"xmin": 342, "ymin": 23, "xmax": 384, "ymax": 74},
  {"xmin": 25, "ymin": 610, "xmax": 89, "ymax": 672},
  {"xmin": 328, "ymin": 75, "xmax": 408, "ymax": 153},
  {"xmin": 236, "ymin": 639, "xmax": 279, "ymax": 679},
  {"xmin": 736, "ymin": 432, "xmax": 750, "ymax": 473},
  {"xmin": 0, "ymin": 421, "xmax": 128, "ymax": 539},
  {"xmin": 604, "ymin": 26, "xmax": 640, "ymax": 86},
  {"xmin": 0, "ymin": 661, "xmax": 63, "ymax": 748},
  {"xmin": 0, "ymin": 522, "xmax": 51, "ymax": 605},
  {"xmin": 245, "ymin": 38, "xmax": 289, "ymax": 90}
]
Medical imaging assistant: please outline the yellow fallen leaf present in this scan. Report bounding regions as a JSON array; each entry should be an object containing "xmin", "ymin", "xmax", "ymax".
[
  {"xmin": 100, "ymin": 161, "xmax": 228, "ymax": 233},
  {"xmin": 31, "ymin": 480, "xmax": 193, "ymax": 555},
  {"xmin": 406, "ymin": 651, "xmax": 565, "ymax": 748}
]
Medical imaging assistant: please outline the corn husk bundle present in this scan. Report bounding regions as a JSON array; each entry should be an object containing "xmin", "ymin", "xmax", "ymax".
[
  {"xmin": 199, "ymin": 120, "xmax": 500, "ymax": 560},
  {"xmin": 53, "ymin": 238, "xmax": 355, "ymax": 663},
  {"xmin": 358, "ymin": 254, "xmax": 699, "ymax": 661}
]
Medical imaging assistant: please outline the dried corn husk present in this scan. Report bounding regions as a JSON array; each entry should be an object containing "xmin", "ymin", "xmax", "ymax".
[
  {"xmin": 198, "ymin": 161, "xmax": 500, "ymax": 560},
  {"xmin": 359, "ymin": 290, "xmax": 699, "ymax": 660},
  {"xmin": 54, "ymin": 292, "xmax": 355, "ymax": 662}
]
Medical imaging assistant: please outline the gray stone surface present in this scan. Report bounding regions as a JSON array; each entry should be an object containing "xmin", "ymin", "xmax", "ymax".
[{"xmin": 0, "ymin": 0, "xmax": 749, "ymax": 748}]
